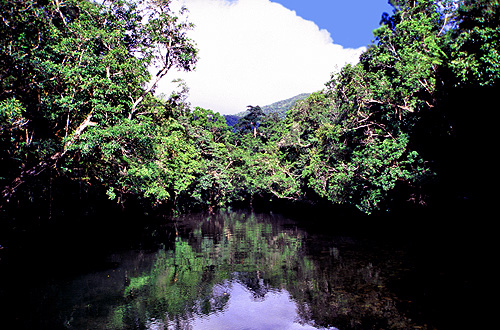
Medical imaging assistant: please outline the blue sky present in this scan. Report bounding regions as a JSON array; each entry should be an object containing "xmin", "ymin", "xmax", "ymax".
[
  {"xmin": 163, "ymin": 0, "xmax": 395, "ymax": 114},
  {"xmin": 272, "ymin": 0, "xmax": 395, "ymax": 48}
]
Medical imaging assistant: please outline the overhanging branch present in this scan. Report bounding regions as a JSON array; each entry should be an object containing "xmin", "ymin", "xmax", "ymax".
[{"xmin": 1, "ymin": 112, "xmax": 96, "ymax": 202}]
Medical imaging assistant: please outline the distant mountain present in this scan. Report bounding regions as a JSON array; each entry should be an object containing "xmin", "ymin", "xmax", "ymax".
[
  {"xmin": 260, "ymin": 93, "xmax": 310, "ymax": 118},
  {"xmin": 224, "ymin": 93, "xmax": 310, "ymax": 126}
]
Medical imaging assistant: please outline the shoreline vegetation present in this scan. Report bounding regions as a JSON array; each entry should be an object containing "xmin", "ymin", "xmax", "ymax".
[{"xmin": 1, "ymin": 0, "xmax": 498, "ymax": 222}]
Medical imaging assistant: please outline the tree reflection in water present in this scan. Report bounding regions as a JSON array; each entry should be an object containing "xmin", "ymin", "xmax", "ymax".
[{"xmin": 51, "ymin": 211, "xmax": 428, "ymax": 330}]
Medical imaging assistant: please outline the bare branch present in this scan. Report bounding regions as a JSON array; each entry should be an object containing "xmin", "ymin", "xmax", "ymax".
[
  {"xmin": 363, "ymin": 99, "xmax": 414, "ymax": 113},
  {"xmin": 129, "ymin": 40, "xmax": 173, "ymax": 120}
]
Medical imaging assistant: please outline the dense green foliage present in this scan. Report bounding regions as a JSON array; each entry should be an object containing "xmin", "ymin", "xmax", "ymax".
[
  {"xmin": 1, "ymin": 0, "xmax": 498, "ymax": 215},
  {"xmin": 0, "ymin": 0, "xmax": 198, "ymax": 205}
]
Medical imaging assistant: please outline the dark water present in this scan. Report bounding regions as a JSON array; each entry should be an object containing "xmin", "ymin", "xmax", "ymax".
[{"xmin": 0, "ymin": 210, "xmax": 477, "ymax": 330}]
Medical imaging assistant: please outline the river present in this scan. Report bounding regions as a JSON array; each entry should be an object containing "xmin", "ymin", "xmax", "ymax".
[{"xmin": 0, "ymin": 209, "xmax": 477, "ymax": 330}]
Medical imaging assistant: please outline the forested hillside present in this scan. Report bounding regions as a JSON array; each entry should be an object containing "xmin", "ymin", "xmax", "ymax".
[
  {"xmin": 1, "ymin": 0, "xmax": 498, "ymax": 218},
  {"xmin": 224, "ymin": 93, "xmax": 309, "ymax": 126},
  {"xmin": 233, "ymin": 93, "xmax": 310, "ymax": 119}
]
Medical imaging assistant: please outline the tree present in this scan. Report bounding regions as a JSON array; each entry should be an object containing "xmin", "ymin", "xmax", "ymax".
[
  {"xmin": 234, "ymin": 105, "xmax": 265, "ymax": 138},
  {"xmin": 0, "ymin": 0, "xmax": 198, "ymax": 205},
  {"xmin": 448, "ymin": 0, "xmax": 500, "ymax": 87},
  {"xmin": 266, "ymin": 0, "xmax": 447, "ymax": 213},
  {"xmin": 435, "ymin": 0, "xmax": 500, "ymax": 208},
  {"xmin": 181, "ymin": 107, "xmax": 237, "ymax": 210}
]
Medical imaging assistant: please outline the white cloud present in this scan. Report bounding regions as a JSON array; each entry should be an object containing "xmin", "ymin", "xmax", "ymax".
[{"xmin": 159, "ymin": 0, "xmax": 365, "ymax": 114}]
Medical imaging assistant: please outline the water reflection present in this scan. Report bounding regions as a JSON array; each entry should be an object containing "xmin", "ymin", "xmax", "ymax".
[
  {"xmin": 15, "ymin": 211, "xmax": 429, "ymax": 330},
  {"xmin": 167, "ymin": 280, "xmax": 337, "ymax": 330},
  {"xmin": 106, "ymin": 211, "xmax": 331, "ymax": 330}
]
